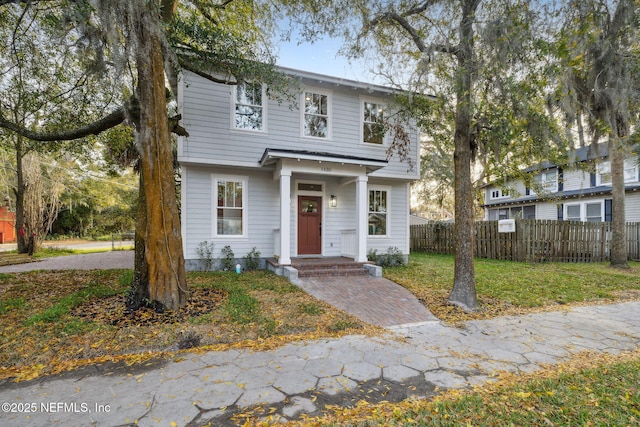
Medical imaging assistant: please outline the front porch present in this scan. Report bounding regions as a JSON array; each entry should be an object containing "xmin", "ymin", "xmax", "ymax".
[
  {"xmin": 267, "ymin": 256, "xmax": 382, "ymax": 283},
  {"xmin": 260, "ymin": 148, "xmax": 389, "ymax": 266}
]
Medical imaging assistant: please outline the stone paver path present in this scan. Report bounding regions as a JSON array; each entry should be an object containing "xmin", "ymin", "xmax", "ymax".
[
  {"xmin": 2, "ymin": 301, "xmax": 639, "ymax": 426},
  {"xmin": 297, "ymin": 276, "xmax": 437, "ymax": 327}
]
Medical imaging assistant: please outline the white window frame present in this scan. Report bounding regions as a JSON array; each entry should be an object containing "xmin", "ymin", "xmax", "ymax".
[
  {"xmin": 368, "ymin": 185, "xmax": 391, "ymax": 237},
  {"xmin": 489, "ymin": 188, "xmax": 510, "ymax": 200},
  {"xmin": 212, "ymin": 175, "xmax": 248, "ymax": 238},
  {"xmin": 564, "ymin": 200, "xmax": 604, "ymax": 222},
  {"xmin": 301, "ymin": 87, "xmax": 332, "ymax": 140},
  {"xmin": 531, "ymin": 169, "xmax": 558, "ymax": 194},
  {"xmin": 231, "ymin": 82, "xmax": 266, "ymax": 132},
  {"xmin": 361, "ymin": 97, "xmax": 386, "ymax": 146},
  {"xmin": 596, "ymin": 159, "xmax": 639, "ymax": 186}
]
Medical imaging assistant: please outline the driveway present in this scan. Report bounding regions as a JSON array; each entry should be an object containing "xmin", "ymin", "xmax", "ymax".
[{"xmin": 0, "ymin": 251, "xmax": 133, "ymax": 273}]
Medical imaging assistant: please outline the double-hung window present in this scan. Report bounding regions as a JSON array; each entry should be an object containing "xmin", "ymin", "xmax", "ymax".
[
  {"xmin": 363, "ymin": 101, "xmax": 385, "ymax": 144},
  {"xmin": 532, "ymin": 170, "xmax": 558, "ymax": 193},
  {"xmin": 303, "ymin": 91, "xmax": 329, "ymax": 138},
  {"xmin": 597, "ymin": 159, "xmax": 639, "ymax": 186},
  {"xmin": 234, "ymin": 82, "xmax": 264, "ymax": 131},
  {"xmin": 368, "ymin": 188, "xmax": 389, "ymax": 236},
  {"xmin": 214, "ymin": 176, "xmax": 247, "ymax": 237}
]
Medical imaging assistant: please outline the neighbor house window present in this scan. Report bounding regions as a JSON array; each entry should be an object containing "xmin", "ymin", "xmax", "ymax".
[
  {"xmin": 532, "ymin": 169, "xmax": 558, "ymax": 193},
  {"xmin": 488, "ymin": 205, "xmax": 535, "ymax": 220},
  {"xmin": 368, "ymin": 188, "xmax": 389, "ymax": 236},
  {"xmin": 234, "ymin": 82, "xmax": 264, "ymax": 131},
  {"xmin": 214, "ymin": 176, "xmax": 247, "ymax": 237},
  {"xmin": 489, "ymin": 188, "xmax": 510, "ymax": 200},
  {"xmin": 363, "ymin": 101, "xmax": 385, "ymax": 144},
  {"xmin": 303, "ymin": 90, "xmax": 329, "ymax": 138},
  {"xmin": 597, "ymin": 159, "xmax": 639, "ymax": 186},
  {"xmin": 565, "ymin": 201, "xmax": 603, "ymax": 222}
]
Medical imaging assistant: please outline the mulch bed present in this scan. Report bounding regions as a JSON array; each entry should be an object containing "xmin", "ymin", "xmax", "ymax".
[{"xmin": 72, "ymin": 287, "xmax": 228, "ymax": 327}]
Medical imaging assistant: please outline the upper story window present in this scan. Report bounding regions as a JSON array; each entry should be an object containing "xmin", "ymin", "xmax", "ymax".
[
  {"xmin": 303, "ymin": 90, "xmax": 330, "ymax": 139},
  {"xmin": 596, "ymin": 159, "xmax": 639, "ymax": 186},
  {"xmin": 213, "ymin": 175, "xmax": 248, "ymax": 237},
  {"xmin": 532, "ymin": 169, "xmax": 558, "ymax": 193},
  {"xmin": 234, "ymin": 82, "xmax": 264, "ymax": 131},
  {"xmin": 489, "ymin": 188, "xmax": 510, "ymax": 200},
  {"xmin": 363, "ymin": 101, "xmax": 385, "ymax": 144}
]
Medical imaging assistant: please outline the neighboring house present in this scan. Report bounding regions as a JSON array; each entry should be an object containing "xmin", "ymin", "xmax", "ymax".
[
  {"xmin": 0, "ymin": 206, "xmax": 16, "ymax": 244},
  {"xmin": 483, "ymin": 144, "xmax": 640, "ymax": 222},
  {"xmin": 178, "ymin": 67, "xmax": 420, "ymax": 271}
]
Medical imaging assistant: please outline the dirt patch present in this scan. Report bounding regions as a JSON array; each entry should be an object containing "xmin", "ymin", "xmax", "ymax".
[{"xmin": 72, "ymin": 287, "xmax": 227, "ymax": 327}]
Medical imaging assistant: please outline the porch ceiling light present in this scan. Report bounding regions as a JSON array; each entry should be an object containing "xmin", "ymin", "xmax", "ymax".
[{"xmin": 329, "ymin": 194, "xmax": 337, "ymax": 208}]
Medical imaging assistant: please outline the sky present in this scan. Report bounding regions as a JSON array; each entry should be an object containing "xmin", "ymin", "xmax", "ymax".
[{"xmin": 274, "ymin": 33, "xmax": 378, "ymax": 84}]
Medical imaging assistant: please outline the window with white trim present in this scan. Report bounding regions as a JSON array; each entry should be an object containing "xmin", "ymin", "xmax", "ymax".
[
  {"xmin": 303, "ymin": 90, "xmax": 330, "ymax": 138},
  {"xmin": 596, "ymin": 159, "xmax": 639, "ymax": 186},
  {"xmin": 532, "ymin": 169, "xmax": 558, "ymax": 193},
  {"xmin": 213, "ymin": 176, "xmax": 247, "ymax": 237},
  {"xmin": 368, "ymin": 188, "xmax": 388, "ymax": 236},
  {"xmin": 489, "ymin": 188, "xmax": 510, "ymax": 200},
  {"xmin": 363, "ymin": 101, "xmax": 385, "ymax": 144},
  {"xmin": 488, "ymin": 205, "xmax": 535, "ymax": 220},
  {"xmin": 233, "ymin": 82, "xmax": 264, "ymax": 131},
  {"xmin": 565, "ymin": 201, "xmax": 603, "ymax": 222}
]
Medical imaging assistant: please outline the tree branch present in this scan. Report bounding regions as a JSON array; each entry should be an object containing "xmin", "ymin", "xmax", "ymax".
[
  {"xmin": 177, "ymin": 56, "xmax": 238, "ymax": 85},
  {"xmin": 0, "ymin": 107, "xmax": 125, "ymax": 141},
  {"xmin": 366, "ymin": 2, "xmax": 457, "ymax": 56}
]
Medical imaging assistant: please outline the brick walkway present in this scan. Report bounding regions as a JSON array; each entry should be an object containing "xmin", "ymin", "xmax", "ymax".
[{"xmin": 296, "ymin": 276, "xmax": 437, "ymax": 327}]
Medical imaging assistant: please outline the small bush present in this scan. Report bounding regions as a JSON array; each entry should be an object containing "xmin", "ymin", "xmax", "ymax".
[
  {"xmin": 368, "ymin": 246, "xmax": 405, "ymax": 267},
  {"xmin": 220, "ymin": 245, "xmax": 235, "ymax": 271},
  {"xmin": 195, "ymin": 241, "xmax": 215, "ymax": 272},
  {"xmin": 244, "ymin": 247, "xmax": 261, "ymax": 271}
]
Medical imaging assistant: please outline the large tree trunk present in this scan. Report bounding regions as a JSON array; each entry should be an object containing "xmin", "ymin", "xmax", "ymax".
[
  {"xmin": 128, "ymin": 172, "xmax": 150, "ymax": 310},
  {"xmin": 608, "ymin": 121, "xmax": 628, "ymax": 268},
  {"xmin": 133, "ymin": 8, "xmax": 187, "ymax": 311},
  {"xmin": 448, "ymin": 0, "xmax": 479, "ymax": 312}
]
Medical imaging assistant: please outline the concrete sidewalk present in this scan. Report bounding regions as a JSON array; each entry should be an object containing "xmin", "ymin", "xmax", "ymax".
[{"xmin": 2, "ymin": 301, "xmax": 639, "ymax": 426}]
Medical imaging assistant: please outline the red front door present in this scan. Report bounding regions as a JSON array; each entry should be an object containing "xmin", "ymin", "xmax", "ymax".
[{"xmin": 298, "ymin": 196, "xmax": 322, "ymax": 255}]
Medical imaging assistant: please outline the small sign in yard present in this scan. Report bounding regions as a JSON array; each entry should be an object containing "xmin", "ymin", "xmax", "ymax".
[{"xmin": 498, "ymin": 219, "xmax": 516, "ymax": 233}]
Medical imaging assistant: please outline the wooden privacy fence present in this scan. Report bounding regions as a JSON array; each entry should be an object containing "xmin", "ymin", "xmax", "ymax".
[{"xmin": 411, "ymin": 220, "xmax": 640, "ymax": 262}]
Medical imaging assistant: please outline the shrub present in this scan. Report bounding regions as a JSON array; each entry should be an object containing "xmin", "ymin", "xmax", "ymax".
[
  {"xmin": 368, "ymin": 246, "xmax": 405, "ymax": 267},
  {"xmin": 195, "ymin": 241, "xmax": 215, "ymax": 272},
  {"xmin": 243, "ymin": 247, "xmax": 261, "ymax": 271},
  {"xmin": 220, "ymin": 245, "xmax": 235, "ymax": 271}
]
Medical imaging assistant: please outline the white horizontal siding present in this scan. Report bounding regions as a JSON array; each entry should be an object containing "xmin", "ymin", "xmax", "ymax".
[
  {"xmin": 625, "ymin": 193, "xmax": 640, "ymax": 222},
  {"xmin": 183, "ymin": 166, "xmax": 280, "ymax": 261},
  {"xmin": 536, "ymin": 202, "xmax": 559, "ymax": 220},
  {"xmin": 181, "ymin": 72, "xmax": 419, "ymax": 180},
  {"xmin": 562, "ymin": 168, "xmax": 588, "ymax": 191}
]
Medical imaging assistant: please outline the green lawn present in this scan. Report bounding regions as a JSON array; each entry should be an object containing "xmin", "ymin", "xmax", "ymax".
[{"xmin": 384, "ymin": 253, "xmax": 640, "ymax": 322}]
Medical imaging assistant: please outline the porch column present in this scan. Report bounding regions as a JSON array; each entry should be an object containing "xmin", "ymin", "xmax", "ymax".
[
  {"xmin": 355, "ymin": 175, "xmax": 368, "ymax": 262},
  {"xmin": 279, "ymin": 171, "xmax": 292, "ymax": 265}
]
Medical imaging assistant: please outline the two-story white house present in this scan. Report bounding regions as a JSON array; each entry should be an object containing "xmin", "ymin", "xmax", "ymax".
[
  {"xmin": 177, "ymin": 67, "xmax": 420, "ymax": 271},
  {"xmin": 482, "ymin": 144, "xmax": 640, "ymax": 222}
]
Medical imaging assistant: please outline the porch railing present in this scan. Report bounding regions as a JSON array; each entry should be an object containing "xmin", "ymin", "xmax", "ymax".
[{"xmin": 341, "ymin": 229, "xmax": 356, "ymax": 258}]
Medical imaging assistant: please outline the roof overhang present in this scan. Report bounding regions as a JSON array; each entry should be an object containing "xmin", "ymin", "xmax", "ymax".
[{"xmin": 259, "ymin": 148, "xmax": 388, "ymax": 174}]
